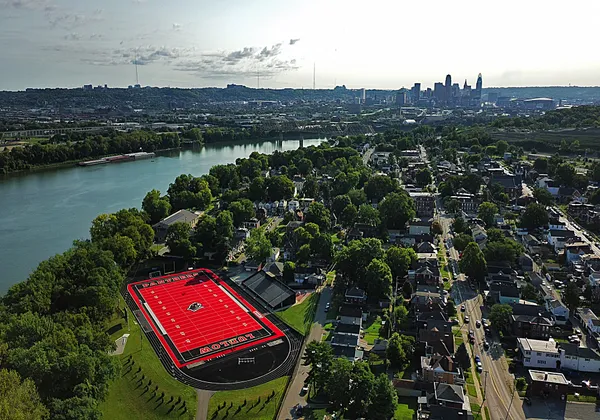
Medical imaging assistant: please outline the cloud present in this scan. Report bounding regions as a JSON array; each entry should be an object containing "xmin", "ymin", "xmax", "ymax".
[
  {"xmin": 172, "ymin": 23, "xmax": 181, "ymax": 31},
  {"xmin": 1, "ymin": 0, "xmax": 53, "ymax": 10},
  {"xmin": 223, "ymin": 47, "xmax": 256, "ymax": 63},
  {"xmin": 48, "ymin": 9, "xmax": 103, "ymax": 30},
  {"xmin": 258, "ymin": 43, "xmax": 282, "ymax": 60},
  {"xmin": 63, "ymin": 32, "xmax": 81, "ymax": 41},
  {"xmin": 289, "ymin": 38, "xmax": 300, "ymax": 45}
]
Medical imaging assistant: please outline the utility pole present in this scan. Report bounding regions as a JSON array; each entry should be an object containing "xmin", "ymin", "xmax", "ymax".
[
  {"xmin": 313, "ymin": 62, "xmax": 316, "ymax": 90},
  {"xmin": 504, "ymin": 381, "xmax": 516, "ymax": 420}
]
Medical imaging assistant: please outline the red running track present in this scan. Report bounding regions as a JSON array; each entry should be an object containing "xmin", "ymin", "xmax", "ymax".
[{"xmin": 128, "ymin": 269, "xmax": 285, "ymax": 367}]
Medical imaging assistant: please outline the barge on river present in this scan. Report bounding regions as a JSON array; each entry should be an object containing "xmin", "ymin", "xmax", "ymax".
[{"xmin": 78, "ymin": 152, "xmax": 155, "ymax": 167}]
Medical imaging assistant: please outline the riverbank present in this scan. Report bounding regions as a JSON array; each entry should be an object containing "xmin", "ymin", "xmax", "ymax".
[{"xmin": 0, "ymin": 138, "xmax": 326, "ymax": 292}]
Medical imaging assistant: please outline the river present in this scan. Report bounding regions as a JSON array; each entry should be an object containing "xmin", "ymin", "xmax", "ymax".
[{"xmin": 0, "ymin": 138, "xmax": 325, "ymax": 292}]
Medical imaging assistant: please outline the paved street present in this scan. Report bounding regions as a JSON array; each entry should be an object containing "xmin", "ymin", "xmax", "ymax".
[
  {"xmin": 439, "ymin": 208, "xmax": 525, "ymax": 420},
  {"xmin": 277, "ymin": 286, "xmax": 332, "ymax": 420}
]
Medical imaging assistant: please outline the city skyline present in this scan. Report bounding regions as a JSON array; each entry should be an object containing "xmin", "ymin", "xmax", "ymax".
[{"xmin": 1, "ymin": 0, "xmax": 600, "ymax": 91}]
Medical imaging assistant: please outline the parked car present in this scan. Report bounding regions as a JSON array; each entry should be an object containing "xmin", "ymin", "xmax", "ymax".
[
  {"xmin": 461, "ymin": 305, "xmax": 466, "ymax": 312},
  {"xmin": 575, "ymin": 328, "xmax": 583, "ymax": 337},
  {"xmin": 482, "ymin": 319, "xmax": 489, "ymax": 328},
  {"xmin": 476, "ymin": 320, "xmax": 481, "ymax": 328},
  {"xmin": 464, "ymin": 316, "xmax": 470, "ymax": 323},
  {"xmin": 476, "ymin": 362, "xmax": 483, "ymax": 373},
  {"xmin": 300, "ymin": 386, "xmax": 309, "ymax": 396},
  {"xmin": 483, "ymin": 341, "xmax": 490, "ymax": 350},
  {"xmin": 474, "ymin": 355, "xmax": 481, "ymax": 363}
]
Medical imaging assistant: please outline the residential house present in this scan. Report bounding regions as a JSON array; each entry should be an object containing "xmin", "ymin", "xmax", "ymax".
[
  {"xmin": 557, "ymin": 187, "xmax": 581, "ymax": 204},
  {"xmin": 417, "ymin": 318, "xmax": 455, "ymax": 355},
  {"xmin": 263, "ymin": 261, "xmax": 284, "ymax": 278},
  {"xmin": 545, "ymin": 299, "xmax": 569, "ymax": 325},
  {"xmin": 471, "ymin": 225, "xmax": 488, "ymax": 248},
  {"xmin": 410, "ymin": 192, "xmax": 436, "ymax": 217},
  {"xmin": 512, "ymin": 314, "xmax": 553, "ymax": 339},
  {"xmin": 517, "ymin": 338, "xmax": 600, "ymax": 373},
  {"xmin": 153, "ymin": 209, "xmax": 201, "ymax": 242},
  {"xmin": 489, "ymin": 282, "xmax": 521, "ymax": 305},
  {"xmin": 243, "ymin": 218, "xmax": 261, "ymax": 230},
  {"xmin": 517, "ymin": 338, "xmax": 561, "ymax": 369},
  {"xmin": 547, "ymin": 229, "xmax": 577, "ymax": 252},
  {"xmin": 527, "ymin": 370, "xmax": 569, "ymax": 398},
  {"xmin": 413, "ymin": 259, "xmax": 442, "ymax": 286},
  {"xmin": 451, "ymin": 189, "xmax": 479, "ymax": 214},
  {"xmin": 345, "ymin": 287, "xmax": 367, "ymax": 304},
  {"xmin": 288, "ymin": 200, "xmax": 300, "ymax": 213},
  {"xmin": 408, "ymin": 218, "xmax": 432, "ymax": 235},
  {"xmin": 416, "ymin": 241, "xmax": 437, "ymax": 254},
  {"xmin": 420, "ymin": 354, "xmax": 463, "ymax": 385},
  {"xmin": 490, "ymin": 173, "xmax": 523, "ymax": 199},
  {"xmin": 338, "ymin": 303, "xmax": 363, "ymax": 326},
  {"xmin": 429, "ymin": 383, "xmax": 471, "ymax": 412},
  {"xmin": 565, "ymin": 241, "xmax": 592, "ymax": 263}
]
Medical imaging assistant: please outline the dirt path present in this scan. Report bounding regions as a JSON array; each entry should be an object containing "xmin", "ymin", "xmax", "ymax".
[{"xmin": 196, "ymin": 389, "xmax": 215, "ymax": 420}]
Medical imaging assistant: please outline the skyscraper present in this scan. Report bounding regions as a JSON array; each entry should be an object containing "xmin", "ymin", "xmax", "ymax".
[
  {"xmin": 445, "ymin": 74, "xmax": 452, "ymax": 105},
  {"xmin": 434, "ymin": 82, "xmax": 445, "ymax": 104},
  {"xmin": 411, "ymin": 83, "xmax": 421, "ymax": 103},
  {"xmin": 475, "ymin": 73, "xmax": 483, "ymax": 99}
]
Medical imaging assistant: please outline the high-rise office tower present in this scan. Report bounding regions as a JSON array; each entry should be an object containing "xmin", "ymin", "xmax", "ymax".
[
  {"xmin": 411, "ymin": 83, "xmax": 421, "ymax": 103},
  {"xmin": 445, "ymin": 74, "xmax": 452, "ymax": 105},
  {"xmin": 475, "ymin": 73, "xmax": 483, "ymax": 99},
  {"xmin": 434, "ymin": 82, "xmax": 445, "ymax": 104}
]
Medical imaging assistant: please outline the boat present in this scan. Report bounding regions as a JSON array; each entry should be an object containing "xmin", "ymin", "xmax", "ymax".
[{"xmin": 77, "ymin": 152, "xmax": 155, "ymax": 167}]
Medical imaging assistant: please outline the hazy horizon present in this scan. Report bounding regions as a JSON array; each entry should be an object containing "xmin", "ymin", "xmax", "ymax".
[{"xmin": 1, "ymin": 0, "xmax": 599, "ymax": 91}]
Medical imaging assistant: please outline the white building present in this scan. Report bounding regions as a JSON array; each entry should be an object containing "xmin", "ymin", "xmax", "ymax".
[
  {"xmin": 517, "ymin": 337, "xmax": 600, "ymax": 373},
  {"xmin": 545, "ymin": 299, "xmax": 569, "ymax": 325}
]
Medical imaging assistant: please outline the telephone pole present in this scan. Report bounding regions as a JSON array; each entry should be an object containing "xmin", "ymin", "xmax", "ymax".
[{"xmin": 312, "ymin": 62, "xmax": 316, "ymax": 90}]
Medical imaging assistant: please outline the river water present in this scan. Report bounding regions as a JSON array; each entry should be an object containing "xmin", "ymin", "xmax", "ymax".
[{"xmin": 0, "ymin": 138, "xmax": 325, "ymax": 292}]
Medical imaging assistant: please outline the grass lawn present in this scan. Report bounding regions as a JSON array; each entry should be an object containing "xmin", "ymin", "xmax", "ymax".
[
  {"xmin": 363, "ymin": 316, "xmax": 382, "ymax": 345},
  {"xmin": 467, "ymin": 384, "xmax": 478, "ymax": 398},
  {"xmin": 484, "ymin": 407, "xmax": 490, "ymax": 420},
  {"xmin": 567, "ymin": 394, "xmax": 597, "ymax": 403},
  {"xmin": 99, "ymin": 300, "xmax": 197, "ymax": 420},
  {"xmin": 471, "ymin": 403, "xmax": 483, "ymax": 419},
  {"xmin": 301, "ymin": 407, "xmax": 329, "ymax": 420},
  {"xmin": 276, "ymin": 292, "xmax": 320, "ymax": 335},
  {"xmin": 207, "ymin": 376, "xmax": 288, "ymax": 420},
  {"xmin": 394, "ymin": 397, "xmax": 417, "ymax": 420}
]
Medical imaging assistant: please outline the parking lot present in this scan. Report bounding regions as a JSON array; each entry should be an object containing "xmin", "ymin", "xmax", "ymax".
[{"xmin": 523, "ymin": 398, "xmax": 600, "ymax": 419}]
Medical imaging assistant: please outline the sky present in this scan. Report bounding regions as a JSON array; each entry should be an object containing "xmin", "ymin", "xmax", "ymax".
[{"xmin": 1, "ymin": 0, "xmax": 600, "ymax": 91}]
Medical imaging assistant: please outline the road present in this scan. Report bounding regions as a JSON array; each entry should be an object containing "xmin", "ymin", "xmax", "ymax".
[
  {"xmin": 556, "ymin": 206, "xmax": 600, "ymax": 255},
  {"xmin": 438, "ymin": 208, "xmax": 525, "ymax": 420},
  {"xmin": 277, "ymin": 286, "xmax": 332, "ymax": 420}
]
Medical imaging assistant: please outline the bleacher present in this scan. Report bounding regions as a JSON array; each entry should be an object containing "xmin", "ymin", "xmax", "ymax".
[{"xmin": 242, "ymin": 271, "xmax": 296, "ymax": 310}]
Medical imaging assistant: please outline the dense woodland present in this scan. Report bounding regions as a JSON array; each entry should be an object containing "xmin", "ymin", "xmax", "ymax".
[{"xmin": 0, "ymin": 131, "xmax": 181, "ymax": 174}]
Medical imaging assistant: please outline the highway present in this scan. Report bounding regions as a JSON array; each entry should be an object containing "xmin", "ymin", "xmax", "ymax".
[{"xmin": 438, "ymin": 208, "xmax": 525, "ymax": 420}]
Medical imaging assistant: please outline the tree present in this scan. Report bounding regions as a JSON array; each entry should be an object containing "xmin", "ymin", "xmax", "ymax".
[
  {"xmin": 245, "ymin": 228, "xmax": 272, "ymax": 262},
  {"xmin": 336, "ymin": 238, "xmax": 385, "ymax": 288},
  {"xmin": 489, "ymin": 304, "xmax": 513, "ymax": 334},
  {"xmin": 367, "ymin": 375, "xmax": 397, "ymax": 420},
  {"xmin": 521, "ymin": 203, "xmax": 549, "ymax": 230},
  {"xmin": 484, "ymin": 239, "xmax": 523, "ymax": 265},
  {"xmin": 346, "ymin": 361, "xmax": 375, "ymax": 417},
  {"xmin": 310, "ymin": 233, "xmax": 334, "ymax": 261},
  {"xmin": 305, "ymin": 202, "xmax": 331, "ymax": 231},
  {"xmin": 452, "ymin": 216, "xmax": 469, "ymax": 234},
  {"xmin": 365, "ymin": 175, "xmax": 397, "ymax": 202},
  {"xmin": 454, "ymin": 343, "xmax": 471, "ymax": 369},
  {"xmin": 521, "ymin": 283, "xmax": 538, "ymax": 301},
  {"xmin": 563, "ymin": 282, "xmax": 581, "ymax": 311},
  {"xmin": 386, "ymin": 333, "xmax": 414, "ymax": 369},
  {"xmin": 385, "ymin": 246, "xmax": 417, "ymax": 281},
  {"xmin": 297, "ymin": 244, "xmax": 312, "ymax": 263},
  {"xmin": 142, "ymin": 189, "xmax": 171, "ymax": 224},
  {"xmin": 283, "ymin": 261, "xmax": 296, "ymax": 282},
  {"xmin": 555, "ymin": 163, "xmax": 576, "ymax": 186},
  {"xmin": 0, "ymin": 369, "xmax": 49, "ymax": 420},
  {"xmin": 516, "ymin": 377, "xmax": 527, "ymax": 392},
  {"xmin": 357, "ymin": 204, "xmax": 380, "ymax": 226},
  {"xmin": 394, "ymin": 305, "xmax": 410, "ymax": 330},
  {"xmin": 265, "ymin": 175, "xmax": 294, "ymax": 201},
  {"xmin": 332, "ymin": 195, "xmax": 352, "ymax": 216},
  {"xmin": 102, "ymin": 234, "xmax": 137, "ymax": 267},
  {"xmin": 402, "ymin": 280, "xmax": 413, "ymax": 299},
  {"xmin": 167, "ymin": 174, "xmax": 213, "ymax": 210},
  {"xmin": 325, "ymin": 358, "xmax": 353, "ymax": 411},
  {"xmin": 446, "ymin": 198, "xmax": 461, "ymax": 214},
  {"xmin": 447, "ymin": 300, "xmax": 457, "ymax": 317},
  {"xmin": 533, "ymin": 158, "xmax": 548, "ymax": 173},
  {"xmin": 347, "ymin": 189, "xmax": 367, "ymax": 207},
  {"xmin": 533, "ymin": 188, "xmax": 553, "ymax": 206},
  {"xmin": 303, "ymin": 341, "xmax": 333, "ymax": 395},
  {"xmin": 365, "ymin": 259, "xmax": 393, "ymax": 301},
  {"xmin": 302, "ymin": 176, "xmax": 319, "ymax": 199},
  {"xmin": 339, "ymin": 204, "xmax": 358, "ymax": 228},
  {"xmin": 166, "ymin": 222, "xmax": 196, "ymax": 259},
  {"xmin": 297, "ymin": 158, "xmax": 313, "ymax": 176},
  {"xmin": 453, "ymin": 234, "xmax": 473, "ymax": 252},
  {"xmin": 229, "ymin": 199, "xmax": 256, "ymax": 227},
  {"xmin": 248, "ymin": 176, "xmax": 266, "ymax": 202},
  {"xmin": 478, "ymin": 202, "xmax": 498, "ymax": 227},
  {"xmin": 415, "ymin": 168, "xmax": 433, "ymax": 188},
  {"xmin": 496, "ymin": 140, "xmax": 509, "ymax": 155},
  {"xmin": 379, "ymin": 192, "xmax": 416, "ymax": 230},
  {"xmin": 459, "ymin": 242, "xmax": 487, "ymax": 282},
  {"xmin": 431, "ymin": 220, "xmax": 443, "ymax": 235}
]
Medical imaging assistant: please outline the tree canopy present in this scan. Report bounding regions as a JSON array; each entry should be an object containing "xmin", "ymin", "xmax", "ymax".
[
  {"xmin": 244, "ymin": 228, "xmax": 272, "ymax": 262},
  {"xmin": 379, "ymin": 192, "xmax": 416, "ymax": 230},
  {"xmin": 478, "ymin": 202, "xmax": 498, "ymax": 227},
  {"xmin": 459, "ymin": 242, "xmax": 487, "ymax": 282},
  {"xmin": 520, "ymin": 203, "xmax": 549, "ymax": 231}
]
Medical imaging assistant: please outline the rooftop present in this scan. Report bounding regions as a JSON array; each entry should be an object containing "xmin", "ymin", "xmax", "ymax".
[
  {"xmin": 528, "ymin": 370, "xmax": 568, "ymax": 385},
  {"xmin": 517, "ymin": 337, "xmax": 559, "ymax": 354}
]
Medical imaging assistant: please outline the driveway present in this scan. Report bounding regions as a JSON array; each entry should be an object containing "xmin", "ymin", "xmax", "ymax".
[{"xmin": 277, "ymin": 286, "xmax": 332, "ymax": 420}]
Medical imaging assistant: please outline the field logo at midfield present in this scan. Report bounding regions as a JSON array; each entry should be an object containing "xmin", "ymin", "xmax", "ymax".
[{"xmin": 187, "ymin": 302, "xmax": 203, "ymax": 312}]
